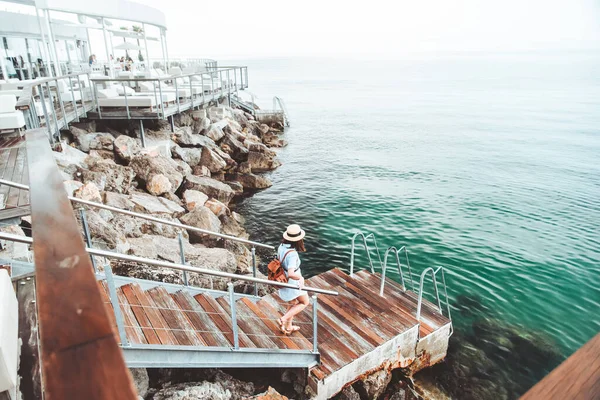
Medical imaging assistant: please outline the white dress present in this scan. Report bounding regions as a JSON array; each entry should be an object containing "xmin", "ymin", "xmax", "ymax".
[{"xmin": 277, "ymin": 243, "xmax": 307, "ymax": 302}]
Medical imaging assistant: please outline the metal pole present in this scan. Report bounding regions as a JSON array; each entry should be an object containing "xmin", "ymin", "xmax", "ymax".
[
  {"xmin": 54, "ymin": 79, "xmax": 68, "ymax": 130},
  {"xmin": 64, "ymin": 40, "xmax": 72, "ymax": 73},
  {"xmin": 170, "ymin": 115, "xmax": 175, "ymax": 133},
  {"xmin": 142, "ymin": 23, "xmax": 150, "ymax": 73},
  {"xmin": 35, "ymin": 8, "xmax": 53, "ymax": 78},
  {"xmin": 44, "ymin": 10, "xmax": 61, "ymax": 76},
  {"xmin": 312, "ymin": 295, "xmax": 318, "ymax": 353},
  {"xmin": 228, "ymin": 283, "xmax": 239, "ymax": 350},
  {"xmin": 68, "ymin": 76, "xmax": 79, "ymax": 122},
  {"xmin": 101, "ymin": 18, "xmax": 113, "ymax": 77},
  {"xmin": 122, "ymin": 82, "xmax": 130, "ymax": 119},
  {"xmin": 178, "ymin": 232, "xmax": 188, "ymax": 286},
  {"xmin": 38, "ymin": 84, "xmax": 53, "ymax": 142},
  {"xmin": 251, "ymin": 247, "xmax": 257, "ymax": 296},
  {"xmin": 164, "ymin": 30, "xmax": 170, "ymax": 74},
  {"xmin": 45, "ymin": 82, "xmax": 60, "ymax": 140},
  {"xmin": 139, "ymin": 120, "xmax": 146, "ymax": 148},
  {"xmin": 159, "ymin": 29, "xmax": 167, "ymax": 73},
  {"xmin": 80, "ymin": 209, "xmax": 97, "ymax": 273},
  {"xmin": 105, "ymin": 264, "xmax": 129, "ymax": 346}
]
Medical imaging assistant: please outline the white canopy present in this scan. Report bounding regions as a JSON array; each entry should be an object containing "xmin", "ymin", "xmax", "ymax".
[{"xmin": 114, "ymin": 42, "xmax": 143, "ymax": 50}]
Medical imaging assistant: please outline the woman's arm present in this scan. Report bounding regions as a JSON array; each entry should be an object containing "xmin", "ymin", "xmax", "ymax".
[{"xmin": 287, "ymin": 268, "xmax": 305, "ymax": 288}]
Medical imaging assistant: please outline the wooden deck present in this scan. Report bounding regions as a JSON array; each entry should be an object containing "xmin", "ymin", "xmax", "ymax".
[
  {"xmin": 521, "ymin": 333, "xmax": 600, "ymax": 400},
  {"xmin": 98, "ymin": 267, "xmax": 451, "ymax": 399},
  {"xmin": 0, "ymin": 136, "xmax": 29, "ymax": 221}
]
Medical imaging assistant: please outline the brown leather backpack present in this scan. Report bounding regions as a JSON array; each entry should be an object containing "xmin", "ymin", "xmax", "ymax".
[{"xmin": 267, "ymin": 250, "xmax": 294, "ymax": 283}]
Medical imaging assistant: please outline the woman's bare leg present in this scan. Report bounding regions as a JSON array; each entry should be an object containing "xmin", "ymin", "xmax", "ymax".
[{"xmin": 281, "ymin": 294, "xmax": 309, "ymax": 331}]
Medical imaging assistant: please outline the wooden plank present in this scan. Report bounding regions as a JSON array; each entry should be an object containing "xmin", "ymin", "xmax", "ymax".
[
  {"xmin": 0, "ymin": 205, "xmax": 31, "ymax": 220},
  {"xmin": 521, "ymin": 333, "xmax": 600, "ymax": 400},
  {"xmin": 147, "ymin": 286, "xmax": 204, "ymax": 346},
  {"xmin": 239, "ymin": 297, "xmax": 302, "ymax": 350},
  {"xmin": 216, "ymin": 297, "xmax": 278, "ymax": 349},
  {"xmin": 121, "ymin": 284, "xmax": 160, "ymax": 345},
  {"xmin": 116, "ymin": 287, "xmax": 148, "ymax": 344},
  {"xmin": 195, "ymin": 294, "xmax": 255, "ymax": 348},
  {"xmin": 195, "ymin": 294, "xmax": 235, "ymax": 346},
  {"xmin": 171, "ymin": 290, "xmax": 229, "ymax": 347},
  {"xmin": 130, "ymin": 284, "xmax": 178, "ymax": 345},
  {"xmin": 26, "ymin": 128, "xmax": 137, "ymax": 400}
]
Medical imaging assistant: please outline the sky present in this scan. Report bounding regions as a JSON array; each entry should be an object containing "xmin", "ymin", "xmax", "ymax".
[{"xmin": 138, "ymin": 0, "xmax": 600, "ymax": 59}]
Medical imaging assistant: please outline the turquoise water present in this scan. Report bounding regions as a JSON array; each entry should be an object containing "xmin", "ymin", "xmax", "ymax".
[{"xmin": 235, "ymin": 52, "xmax": 600, "ymax": 392}]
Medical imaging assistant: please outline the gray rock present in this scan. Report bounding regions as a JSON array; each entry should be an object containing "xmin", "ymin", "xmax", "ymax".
[
  {"xmin": 153, "ymin": 381, "xmax": 231, "ymax": 400},
  {"xmin": 129, "ymin": 368, "xmax": 149, "ymax": 398},
  {"xmin": 237, "ymin": 161, "xmax": 252, "ymax": 174},
  {"xmin": 205, "ymin": 198, "xmax": 229, "ymax": 217},
  {"xmin": 205, "ymin": 123, "xmax": 225, "ymax": 142},
  {"xmin": 53, "ymin": 142, "xmax": 88, "ymax": 177},
  {"xmin": 184, "ymin": 176, "xmax": 235, "ymax": 205},
  {"xmin": 220, "ymin": 214, "xmax": 247, "ymax": 238},
  {"xmin": 130, "ymin": 192, "xmax": 185, "ymax": 216},
  {"xmin": 193, "ymin": 117, "xmax": 211, "ymax": 135},
  {"xmin": 183, "ymin": 190, "xmax": 208, "ymax": 211},
  {"xmin": 179, "ymin": 206, "xmax": 221, "ymax": 242},
  {"xmin": 208, "ymin": 106, "xmax": 234, "ymax": 122},
  {"xmin": 73, "ymin": 182, "xmax": 102, "ymax": 202},
  {"xmin": 129, "ymin": 154, "xmax": 184, "ymax": 194},
  {"xmin": 226, "ymin": 173, "xmax": 272, "ymax": 189},
  {"xmin": 247, "ymin": 151, "xmax": 282, "ymax": 172},
  {"xmin": 104, "ymin": 191, "xmax": 135, "ymax": 210},
  {"xmin": 114, "ymin": 135, "xmax": 141, "ymax": 162},
  {"xmin": 201, "ymin": 146, "xmax": 227, "ymax": 173},
  {"xmin": 220, "ymin": 133, "xmax": 249, "ymax": 162},
  {"xmin": 354, "ymin": 369, "xmax": 392, "ymax": 400},
  {"xmin": 191, "ymin": 109, "xmax": 207, "ymax": 120},
  {"xmin": 336, "ymin": 385, "xmax": 361, "ymax": 400},
  {"xmin": 173, "ymin": 112, "xmax": 194, "ymax": 127},
  {"xmin": 174, "ymin": 126, "xmax": 217, "ymax": 148},
  {"xmin": 0, "ymin": 225, "xmax": 30, "ymax": 261},
  {"xmin": 71, "ymin": 127, "xmax": 114, "ymax": 152},
  {"xmin": 224, "ymin": 181, "xmax": 244, "ymax": 196},
  {"xmin": 63, "ymin": 180, "xmax": 83, "ymax": 196},
  {"xmin": 147, "ymin": 174, "xmax": 173, "ymax": 196},
  {"xmin": 173, "ymin": 146, "xmax": 203, "ymax": 167},
  {"xmin": 80, "ymin": 158, "xmax": 136, "ymax": 194}
]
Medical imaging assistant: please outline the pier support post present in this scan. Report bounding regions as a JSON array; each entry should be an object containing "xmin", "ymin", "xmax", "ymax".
[
  {"xmin": 139, "ymin": 119, "xmax": 146, "ymax": 148},
  {"xmin": 169, "ymin": 115, "xmax": 175, "ymax": 133},
  {"xmin": 178, "ymin": 232, "xmax": 188, "ymax": 286}
]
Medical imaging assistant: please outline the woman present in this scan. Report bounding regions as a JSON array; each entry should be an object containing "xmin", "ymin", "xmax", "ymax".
[{"xmin": 277, "ymin": 224, "xmax": 309, "ymax": 334}]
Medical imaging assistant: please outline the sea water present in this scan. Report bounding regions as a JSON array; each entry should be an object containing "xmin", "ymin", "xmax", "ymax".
[{"xmin": 234, "ymin": 51, "xmax": 600, "ymax": 396}]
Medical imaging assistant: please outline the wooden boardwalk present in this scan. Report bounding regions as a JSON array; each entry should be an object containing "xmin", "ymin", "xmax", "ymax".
[
  {"xmin": 0, "ymin": 136, "xmax": 29, "ymax": 221},
  {"xmin": 98, "ymin": 267, "xmax": 451, "ymax": 399},
  {"xmin": 521, "ymin": 333, "xmax": 600, "ymax": 400}
]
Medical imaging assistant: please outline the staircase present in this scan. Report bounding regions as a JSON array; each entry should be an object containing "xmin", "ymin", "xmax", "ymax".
[{"xmin": 97, "ymin": 266, "xmax": 451, "ymax": 399}]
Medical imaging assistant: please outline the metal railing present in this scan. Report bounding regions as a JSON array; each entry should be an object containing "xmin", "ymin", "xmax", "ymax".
[
  {"xmin": 0, "ymin": 177, "xmax": 270, "ymax": 296},
  {"xmin": 89, "ymin": 66, "xmax": 249, "ymax": 120},
  {"xmin": 350, "ymin": 231, "xmax": 383, "ymax": 275},
  {"xmin": 416, "ymin": 266, "xmax": 453, "ymax": 336},
  {"xmin": 13, "ymin": 72, "xmax": 94, "ymax": 143},
  {"xmin": 380, "ymin": 246, "xmax": 415, "ymax": 295}
]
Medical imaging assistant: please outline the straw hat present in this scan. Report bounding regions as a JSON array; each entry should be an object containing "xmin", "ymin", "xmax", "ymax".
[{"xmin": 283, "ymin": 224, "xmax": 305, "ymax": 242}]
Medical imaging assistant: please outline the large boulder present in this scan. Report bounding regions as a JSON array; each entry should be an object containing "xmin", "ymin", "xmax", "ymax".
[
  {"xmin": 184, "ymin": 176, "xmax": 235, "ymax": 205},
  {"xmin": 205, "ymin": 123, "xmax": 226, "ymax": 142},
  {"xmin": 207, "ymin": 106, "xmax": 234, "ymax": 122},
  {"xmin": 246, "ymin": 151, "xmax": 282, "ymax": 172},
  {"xmin": 129, "ymin": 368, "xmax": 149, "ymax": 399},
  {"xmin": 73, "ymin": 182, "xmax": 102, "ymax": 203},
  {"xmin": 174, "ymin": 126, "xmax": 216, "ymax": 148},
  {"xmin": 129, "ymin": 192, "xmax": 185, "ymax": 217},
  {"xmin": 173, "ymin": 146, "xmax": 203, "ymax": 167},
  {"xmin": 200, "ymin": 147, "xmax": 227, "ymax": 173},
  {"xmin": 353, "ymin": 369, "xmax": 392, "ymax": 400},
  {"xmin": 53, "ymin": 143, "xmax": 88, "ymax": 179},
  {"xmin": 205, "ymin": 198, "xmax": 229, "ymax": 217},
  {"xmin": 80, "ymin": 158, "xmax": 136, "ymax": 194},
  {"xmin": 147, "ymin": 174, "xmax": 172, "ymax": 196},
  {"xmin": 113, "ymin": 135, "xmax": 141, "ymax": 163},
  {"xmin": 220, "ymin": 214, "xmax": 247, "ymax": 238},
  {"xmin": 248, "ymin": 387, "xmax": 289, "ymax": 400},
  {"xmin": 192, "ymin": 117, "xmax": 211, "ymax": 135},
  {"xmin": 179, "ymin": 206, "xmax": 221, "ymax": 242},
  {"xmin": 183, "ymin": 190, "xmax": 208, "ymax": 212},
  {"xmin": 104, "ymin": 191, "xmax": 135, "ymax": 210},
  {"xmin": 129, "ymin": 154, "xmax": 184, "ymax": 194},
  {"xmin": 227, "ymin": 173, "xmax": 272, "ymax": 190},
  {"xmin": 71, "ymin": 127, "xmax": 114, "ymax": 152},
  {"xmin": 220, "ymin": 133, "xmax": 249, "ymax": 162}
]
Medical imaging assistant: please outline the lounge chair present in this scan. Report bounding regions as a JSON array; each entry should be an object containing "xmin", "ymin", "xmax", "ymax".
[
  {"xmin": 96, "ymin": 89, "xmax": 157, "ymax": 110},
  {"xmin": 0, "ymin": 95, "xmax": 25, "ymax": 132}
]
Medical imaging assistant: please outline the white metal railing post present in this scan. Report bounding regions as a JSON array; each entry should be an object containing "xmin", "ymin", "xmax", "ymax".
[
  {"xmin": 228, "ymin": 283, "xmax": 239, "ymax": 350},
  {"xmin": 45, "ymin": 82, "xmax": 60, "ymax": 138},
  {"xmin": 251, "ymin": 247, "xmax": 258, "ymax": 296},
  {"xmin": 178, "ymin": 232, "xmax": 189, "ymax": 286},
  {"xmin": 79, "ymin": 208, "xmax": 97, "ymax": 273},
  {"xmin": 54, "ymin": 78, "xmax": 68, "ymax": 129},
  {"xmin": 122, "ymin": 82, "xmax": 130, "ymax": 119},
  {"xmin": 37, "ymin": 84, "xmax": 53, "ymax": 143},
  {"xmin": 105, "ymin": 264, "xmax": 129, "ymax": 346},
  {"xmin": 312, "ymin": 295, "xmax": 318, "ymax": 353}
]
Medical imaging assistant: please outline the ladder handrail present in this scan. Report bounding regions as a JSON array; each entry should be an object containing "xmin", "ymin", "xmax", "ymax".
[
  {"xmin": 0, "ymin": 178, "xmax": 274, "ymax": 250},
  {"xmin": 380, "ymin": 246, "xmax": 415, "ymax": 295},
  {"xmin": 349, "ymin": 231, "xmax": 383, "ymax": 276},
  {"xmin": 273, "ymin": 96, "xmax": 290, "ymax": 127},
  {"xmin": 416, "ymin": 266, "xmax": 453, "ymax": 336}
]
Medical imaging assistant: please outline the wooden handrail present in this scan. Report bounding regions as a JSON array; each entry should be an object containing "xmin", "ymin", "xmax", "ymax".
[{"xmin": 26, "ymin": 129, "xmax": 137, "ymax": 399}]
